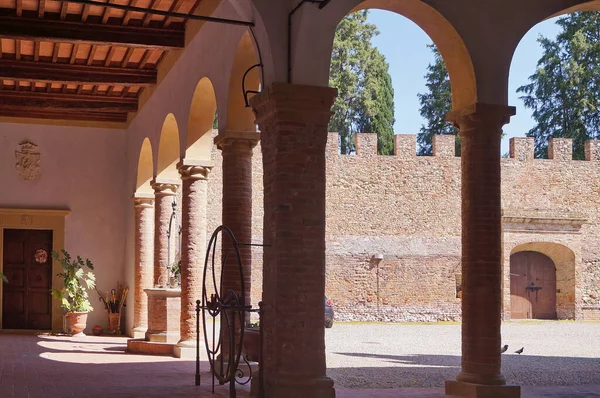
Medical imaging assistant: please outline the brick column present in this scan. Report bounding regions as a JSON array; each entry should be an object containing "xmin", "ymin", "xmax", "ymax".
[
  {"xmin": 176, "ymin": 162, "xmax": 212, "ymax": 356},
  {"xmin": 215, "ymin": 131, "xmax": 260, "ymax": 318},
  {"xmin": 131, "ymin": 194, "xmax": 154, "ymax": 338},
  {"xmin": 444, "ymin": 103, "xmax": 520, "ymax": 398},
  {"xmin": 151, "ymin": 180, "xmax": 179, "ymax": 287},
  {"xmin": 250, "ymin": 83, "xmax": 337, "ymax": 398},
  {"xmin": 214, "ymin": 131, "xmax": 259, "ymax": 363}
]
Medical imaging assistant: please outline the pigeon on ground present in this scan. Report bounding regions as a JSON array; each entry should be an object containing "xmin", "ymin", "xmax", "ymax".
[
  {"xmin": 500, "ymin": 344, "xmax": 509, "ymax": 353},
  {"xmin": 515, "ymin": 347, "xmax": 524, "ymax": 355}
]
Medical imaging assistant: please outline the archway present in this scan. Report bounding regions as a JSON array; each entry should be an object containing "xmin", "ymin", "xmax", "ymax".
[
  {"xmin": 156, "ymin": 113, "xmax": 181, "ymax": 179},
  {"xmin": 331, "ymin": 0, "xmax": 476, "ymax": 110},
  {"xmin": 186, "ymin": 77, "xmax": 216, "ymax": 160},
  {"xmin": 135, "ymin": 138, "xmax": 154, "ymax": 195},
  {"xmin": 325, "ymin": 8, "xmax": 465, "ymax": 322},
  {"xmin": 510, "ymin": 251, "xmax": 557, "ymax": 319},
  {"xmin": 226, "ymin": 31, "xmax": 260, "ymax": 132},
  {"xmin": 510, "ymin": 242, "xmax": 576, "ymax": 319},
  {"xmin": 508, "ymin": 6, "xmax": 600, "ymax": 159}
]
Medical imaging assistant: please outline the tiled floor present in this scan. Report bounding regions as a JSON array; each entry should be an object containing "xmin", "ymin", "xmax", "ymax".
[
  {"xmin": 0, "ymin": 333, "xmax": 599, "ymax": 397},
  {"xmin": 0, "ymin": 333, "xmax": 250, "ymax": 397}
]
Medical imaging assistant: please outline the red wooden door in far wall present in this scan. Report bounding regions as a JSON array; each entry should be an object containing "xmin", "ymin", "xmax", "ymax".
[
  {"xmin": 510, "ymin": 251, "xmax": 557, "ymax": 320},
  {"xmin": 2, "ymin": 229, "xmax": 53, "ymax": 330}
]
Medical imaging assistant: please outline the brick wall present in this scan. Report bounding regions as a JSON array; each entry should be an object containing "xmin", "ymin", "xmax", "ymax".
[{"xmin": 204, "ymin": 133, "xmax": 600, "ymax": 322}]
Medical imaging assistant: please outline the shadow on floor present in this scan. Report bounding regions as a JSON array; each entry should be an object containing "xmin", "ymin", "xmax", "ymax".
[
  {"xmin": 330, "ymin": 352, "xmax": 600, "ymax": 389},
  {"xmin": 0, "ymin": 333, "xmax": 250, "ymax": 398}
]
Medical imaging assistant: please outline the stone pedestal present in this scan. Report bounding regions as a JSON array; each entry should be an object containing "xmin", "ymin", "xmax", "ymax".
[{"xmin": 144, "ymin": 288, "xmax": 181, "ymax": 344}]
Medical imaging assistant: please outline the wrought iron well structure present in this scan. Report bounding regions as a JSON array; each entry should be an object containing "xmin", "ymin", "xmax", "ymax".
[{"xmin": 195, "ymin": 225, "xmax": 264, "ymax": 398}]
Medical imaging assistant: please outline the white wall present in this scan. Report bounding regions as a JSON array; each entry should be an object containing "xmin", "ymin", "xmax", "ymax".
[{"xmin": 0, "ymin": 122, "xmax": 128, "ymax": 331}]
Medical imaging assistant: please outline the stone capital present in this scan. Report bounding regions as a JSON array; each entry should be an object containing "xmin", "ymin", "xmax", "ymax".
[
  {"xmin": 214, "ymin": 131, "xmax": 260, "ymax": 152},
  {"xmin": 446, "ymin": 103, "xmax": 516, "ymax": 137},
  {"xmin": 250, "ymin": 82, "xmax": 337, "ymax": 127},
  {"xmin": 177, "ymin": 160, "xmax": 212, "ymax": 181},
  {"xmin": 132, "ymin": 193, "xmax": 154, "ymax": 208},
  {"xmin": 151, "ymin": 178, "xmax": 179, "ymax": 196}
]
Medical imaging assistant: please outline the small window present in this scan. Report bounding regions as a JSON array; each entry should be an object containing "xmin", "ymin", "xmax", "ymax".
[{"xmin": 455, "ymin": 274, "xmax": 462, "ymax": 299}]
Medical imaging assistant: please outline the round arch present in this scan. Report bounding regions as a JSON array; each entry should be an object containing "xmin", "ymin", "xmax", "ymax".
[
  {"xmin": 136, "ymin": 138, "xmax": 154, "ymax": 194},
  {"xmin": 347, "ymin": 0, "xmax": 476, "ymax": 109},
  {"xmin": 510, "ymin": 242, "xmax": 576, "ymax": 319},
  {"xmin": 156, "ymin": 113, "xmax": 181, "ymax": 180},
  {"xmin": 510, "ymin": 2, "xmax": 600, "ymax": 68},
  {"xmin": 226, "ymin": 31, "xmax": 260, "ymax": 132},
  {"xmin": 186, "ymin": 77, "xmax": 217, "ymax": 161}
]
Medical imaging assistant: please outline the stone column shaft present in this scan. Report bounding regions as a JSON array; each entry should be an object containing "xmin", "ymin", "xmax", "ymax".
[
  {"xmin": 132, "ymin": 195, "xmax": 154, "ymax": 338},
  {"xmin": 250, "ymin": 82, "xmax": 337, "ymax": 398},
  {"xmin": 216, "ymin": 132, "xmax": 260, "ymax": 318},
  {"xmin": 152, "ymin": 180, "xmax": 179, "ymax": 287},
  {"xmin": 445, "ymin": 103, "xmax": 520, "ymax": 398},
  {"xmin": 177, "ymin": 162, "xmax": 211, "ymax": 347}
]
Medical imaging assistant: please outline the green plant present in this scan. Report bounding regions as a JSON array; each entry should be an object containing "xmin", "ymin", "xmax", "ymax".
[
  {"xmin": 50, "ymin": 250, "xmax": 96, "ymax": 313},
  {"xmin": 246, "ymin": 321, "xmax": 260, "ymax": 329},
  {"xmin": 0, "ymin": 271, "xmax": 7, "ymax": 283},
  {"xmin": 170, "ymin": 260, "xmax": 181, "ymax": 279}
]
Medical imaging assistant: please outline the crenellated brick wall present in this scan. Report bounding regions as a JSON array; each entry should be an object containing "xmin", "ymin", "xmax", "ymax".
[{"xmin": 205, "ymin": 132, "xmax": 600, "ymax": 322}]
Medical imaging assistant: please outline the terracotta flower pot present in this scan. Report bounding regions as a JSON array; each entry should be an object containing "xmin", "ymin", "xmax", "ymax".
[
  {"xmin": 67, "ymin": 312, "xmax": 89, "ymax": 336},
  {"xmin": 242, "ymin": 328, "xmax": 260, "ymax": 362}
]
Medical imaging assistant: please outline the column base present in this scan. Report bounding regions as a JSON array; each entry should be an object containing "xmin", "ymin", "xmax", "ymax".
[
  {"xmin": 445, "ymin": 380, "xmax": 520, "ymax": 398},
  {"xmin": 130, "ymin": 327, "xmax": 147, "ymax": 339},
  {"xmin": 263, "ymin": 375, "xmax": 335, "ymax": 398},
  {"xmin": 145, "ymin": 329, "xmax": 180, "ymax": 344},
  {"xmin": 174, "ymin": 340, "xmax": 199, "ymax": 359},
  {"xmin": 126, "ymin": 338, "xmax": 176, "ymax": 357}
]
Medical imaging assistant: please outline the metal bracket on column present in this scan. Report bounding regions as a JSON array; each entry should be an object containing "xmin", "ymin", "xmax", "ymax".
[
  {"xmin": 195, "ymin": 225, "xmax": 267, "ymax": 398},
  {"xmin": 243, "ymin": 63, "xmax": 263, "ymax": 107}
]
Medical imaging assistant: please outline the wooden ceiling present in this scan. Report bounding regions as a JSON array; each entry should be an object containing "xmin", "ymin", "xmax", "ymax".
[{"xmin": 0, "ymin": 0, "xmax": 203, "ymax": 123}]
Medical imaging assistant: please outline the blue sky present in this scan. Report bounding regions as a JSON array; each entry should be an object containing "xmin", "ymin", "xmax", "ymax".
[{"xmin": 366, "ymin": 10, "xmax": 561, "ymax": 155}]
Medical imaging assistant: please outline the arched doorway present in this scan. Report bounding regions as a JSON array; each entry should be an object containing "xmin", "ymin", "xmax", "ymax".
[{"xmin": 510, "ymin": 251, "xmax": 557, "ymax": 319}]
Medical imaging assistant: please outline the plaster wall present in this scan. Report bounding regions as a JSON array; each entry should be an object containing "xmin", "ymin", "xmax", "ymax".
[{"xmin": 0, "ymin": 122, "xmax": 128, "ymax": 331}]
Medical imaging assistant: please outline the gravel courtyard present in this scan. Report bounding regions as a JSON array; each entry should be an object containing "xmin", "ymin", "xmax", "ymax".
[{"xmin": 326, "ymin": 321, "xmax": 600, "ymax": 389}]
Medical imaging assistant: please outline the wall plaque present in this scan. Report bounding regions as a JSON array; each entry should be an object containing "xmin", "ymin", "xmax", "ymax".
[{"xmin": 15, "ymin": 141, "xmax": 40, "ymax": 182}]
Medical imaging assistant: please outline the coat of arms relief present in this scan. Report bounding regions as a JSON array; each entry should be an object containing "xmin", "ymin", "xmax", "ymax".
[{"xmin": 15, "ymin": 141, "xmax": 40, "ymax": 181}]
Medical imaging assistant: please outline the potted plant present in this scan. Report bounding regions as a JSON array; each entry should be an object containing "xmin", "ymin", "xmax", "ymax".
[
  {"xmin": 50, "ymin": 249, "xmax": 96, "ymax": 336},
  {"xmin": 243, "ymin": 321, "xmax": 260, "ymax": 362},
  {"xmin": 170, "ymin": 260, "xmax": 181, "ymax": 287},
  {"xmin": 0, "ymin": 272, "xmax": 7, "ymax": 283}
]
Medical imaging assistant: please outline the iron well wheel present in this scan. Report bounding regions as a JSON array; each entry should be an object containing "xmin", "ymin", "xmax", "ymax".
[{"xmin": 201, "ymin": 225, "xmax": 247, "ymax": 385}]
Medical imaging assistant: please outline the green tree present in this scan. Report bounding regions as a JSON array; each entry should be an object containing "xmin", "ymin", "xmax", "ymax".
[
  {"xmin": 518, "ymin": 12, "xmax": 600, "ymax": 160},
  {"xmin": 417, "ymin": 44, "xmax": 457, "ymax": 156},
  {"xmin": 329, "ymin": 11, "xmax": 395, "ymax": 155}
]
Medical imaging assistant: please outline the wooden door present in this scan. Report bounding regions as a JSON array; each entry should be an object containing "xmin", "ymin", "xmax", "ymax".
[
  {"xmin": 2, "ymin": 229, "xmax": 53, "ymax": 330},
  {"xmin": 510, "ymin": 251, "xmax": 557, "ymax": 320}
]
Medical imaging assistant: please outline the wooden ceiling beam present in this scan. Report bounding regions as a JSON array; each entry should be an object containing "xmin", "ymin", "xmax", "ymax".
[
  {"xmin": 0, "ymin": 90, "xmax": 138, "ymax": 112},
  {"xmin": 0, "ymin": 59, "xmax": 157, "ymax": 86},
  {"xmin": 0, "ymin": 108, "xmax": 127, "ymax": 122},
  {"xmin": 0, "ymin": 13, "xmax": 185, "ymax": 49}
]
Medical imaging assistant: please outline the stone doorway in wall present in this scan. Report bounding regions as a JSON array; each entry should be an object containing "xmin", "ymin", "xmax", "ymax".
[
  {"xmin": 510, "ymin": 251, "xmax": 557, "ymax": 319},
  {"xmin": 2, "ymin": 229, "xmax": 53, "ymax": 330},
  {"xmin": 0, "ymin": 208, "xmax": 69, "ymax": 332}
]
